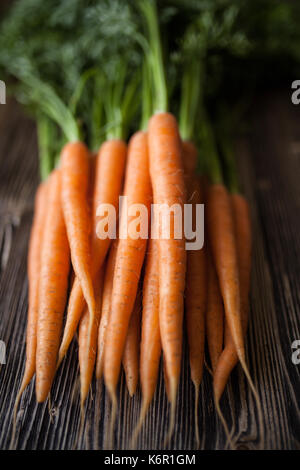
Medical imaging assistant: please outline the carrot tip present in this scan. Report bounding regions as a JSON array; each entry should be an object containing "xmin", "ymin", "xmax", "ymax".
[
  {"xmin": 214, "ymin": 395, "xmax": 235, "ymax": 450},
  {"xmin": 238, "ymin": 356, "xmax": 265, "ymax": 450},
  {"xmin": 163, "ymin": 381, "xmax": 177, "ymax": 448},
  {"xmin": 193, "ymin": 383, "xmax": 200, "ymax": 448},
  {"xmin": 130, "ymin": 400, "xmax": 149, "ymax": 449},
  {"xmin": 56, "ymin": 352, "xmax": 64, "ymax": 371},
  {"xmin": 105, "ymin": 389, "xmax": 117, "ymax": 450},
  {"xmin": 204, "ymin": 359, "xmax": 213, "ymax": 376}
]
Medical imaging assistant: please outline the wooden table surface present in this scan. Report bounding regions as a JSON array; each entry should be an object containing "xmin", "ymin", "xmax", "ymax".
[{"xmin": 0, "ymin": 92, "xmax": 299, "ymax": 450}]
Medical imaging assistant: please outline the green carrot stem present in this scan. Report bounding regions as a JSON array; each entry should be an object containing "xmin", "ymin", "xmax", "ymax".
[
  {"xmin": 69, "ymin": 68, "xmax": 97, "ymax": 116},
  {"xmin": 141, "ymin": 58, "xmax": 153, "ymax": 131},
  {"xmin": 23, "ymin": 76, "xmax": 81, "ymax": 143},
  {"xmin": 122, "ymin": 71, "xmax": 141, "ymax": 137},
  {"xmin": 91, "ymin": 73, "xmax": 104, "ymax": 152},
  {"xmin": 103, "ymin": 74, "xmax": 123, "ymax": 141},
  {"xmin": 36, "ymin": 115, "xmax": 55, "ymax": 180},
  {"xmin": 139, "ymin": 0, "xmax": 168, "ymax": 113},
  {"xmin": 103, "ymin": 58, "xmax": 141, "ymax": 141},
  {"xmin": 179, "ymin": 59, "xmax": 202, "ymax": 141}
]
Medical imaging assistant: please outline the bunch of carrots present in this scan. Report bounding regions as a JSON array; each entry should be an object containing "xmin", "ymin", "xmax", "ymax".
[{"xmin": 0, "ymin": 0, "xmax": 270, "ymax": 449}]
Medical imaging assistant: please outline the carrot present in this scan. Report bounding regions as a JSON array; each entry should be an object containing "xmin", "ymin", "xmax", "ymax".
[
  {"xmin": 57, "ymin": 280, "xmax": 85, "ymax": 367},
  {"xmin": 211, "ymin": 192, "xmax": 253, "ymax": 448},
  {"xmin": 60, "ymin": 141, "xmax": 95, "ymax": 360},
  {"xmin": 163, "ymin": 356, "xmax": 171, "ymax": 402},
  {"xmin": 95, "ymin": 239, "xmax": 118, "ymax": 379},
  {"xmin": 213, "ymin": 193, "xmax": 251, "ymax": 402},
  {"xmin": 182, "ymin": 146, "xmax": 206, "ymax": 366},
  {"xmin": 122, "ymin": 290, "xmax": 141, "ymax": 397},
  {"xmin": 78, "ymin": 266, "xmax": 105, "ymax": 407},
  {"xmin": 182, "ymin": 141, "xmax": 206, "ymax": 447},
  {"xmin": 36, "ymin": 169, "xmax": 70, "ymax": 402},
  {"xmin": 206, "ymin": 183, "xmax": 244, "ymax": 365},
  {"xmin": 12, "ymin": 182, "xmax": 49, "ymax": 437},
  {"xmin": 130, "ymin": 238, "xmax": 160, "ymax": 446},
  {"xmin": 92, "ymin": 139, "xmax": 126, "ymax": 275},
  {"xmin": 148, "ymin": 112, "xmax": 186, "ymax": 443},
  {"xmin": 210, "ymin": 107, "xmax": 264, "ymax": 446},
  {"xmin": 140, "ymin": 0, "xmax": 186, "ymax": 443},
  {"xmin": 206, "ymin": 248, "xmax": 224, "ymax": 374},
  {"xmin": 206, "ymin": 183, "xmax": 261, "ymax": 447},
  {"xmin": 140, "ymin": 238, "xmax": 160, "ymax": 403},
  {"xmin": 202, "ymin": 117, "xmax": 246, "ymax": 448},
  {"xmin": 58, "ymin": 140, "xmax": 126, "ymax": 366},
  {"xmin": 104, "ymin": 131, "xmax": 151, "ymax": 441}
]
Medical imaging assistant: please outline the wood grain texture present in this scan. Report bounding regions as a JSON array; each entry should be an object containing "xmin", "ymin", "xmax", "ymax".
[{"xmin": 0, "ymin": 94, "xmax": 299, "ymax": 450}]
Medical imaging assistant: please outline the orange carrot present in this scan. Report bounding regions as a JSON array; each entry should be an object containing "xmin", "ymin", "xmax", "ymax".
[
  {"xmin": 213, "ymin": 193, "xmax": 251, "ymax": 402},
  {"xmin": 104, "ymin": 131, "xmax": 151, "ymax": 411},
  {"xmin": 148, "ymin": 112, "xmax": 186, "ymax": 442},
  {"xmin": 95, "ymin": 239, "xmax": 118, "ymax": 380},
  {"xmin": 36, "ymin": 169, "xmax": 70, "ymax": 402},
  {"xmin": 182, "ymin": 141, "xmax": 206, "ymax": 447},
  {"xmin": 140, "ymin": 239, "xmax": 160, "ymax": 404},
  {"xmin": 131, "ymin": 238, "xmax": 160, "ymax": 446},
  {"xmin": 206, "ymin": 248, "xmax": 224, "ymax": 374},
  {"xmin": 57, "ymin": 152, "xmax": 95, "ymax": 368},
  {"xmin": 183, "ymin": 142, "xmax": 206, "ymax": 386},
  {"xmin": 122, "ymin": 290, "xmax": 141, "ymax": 397},
  {"xmin": 12, "ymin": 182, "xmax": 49, "ymax": 425},
  {"xmin": 212, "ymin": 192, "xmax": 256, "ymax": 449},
  {"xmin": 206, "ymin": 184, "xmax": 244, "ymax": 364},
  {"xmin": 211, "ymin": 116, "xmax": 264, "ymax": 446},
  {"xmin": 163, "ymin": 356, "xmax": 171, "ymax": 402},
  {"xmin": 60, "ymin": 141, "xmax": 95, "ymax": 357},
  {"xmin": 58, "ymin": 140, "xmax": 126, "ymax": 365},
  {"xmin": 92, "ymin": 140, "xmax": 126, "ymax": 276},
  {"xmin": 78, "ymin": 266, "xmax": 105, "ymax": 407}
]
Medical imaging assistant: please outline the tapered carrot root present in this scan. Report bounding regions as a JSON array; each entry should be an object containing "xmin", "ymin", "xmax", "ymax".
[
  {"xmin": 57, "ymin": 278, "xmax": 85, "ymax": 368},
  {"xmin": 79, "ymin": 267, "xmax": 105, "ymax": 407},
  {"xmin": 36, "ymin": 170, "xmax": 70, "ymax": 402},
  {"xmin": 163, "ymin": 356, "xmax": 171, "ymax": 402},
  {"xmin": 131, "ymin": 238, "xmax": 160, "ymax": 447},
  {"xmin": 91, "ymin": 139, "xmax": 127, "ymax": 274},
  {"xmin": 213, "ymin": 194, "xmax": 251, "ymax": 401},
  {"xmin": 140, "ymin": 239, "xmax": 161, "ymax": 402},
  {"xmin": 206, "ymin": 248, "xmax": 224, "ymax": 373},
  {"xmin": 148, "ymin": 112, "xmax": 186, "ymax": 444},
  {"xmin": 182, "ymin": 141, "xmax": 206, "ymax": 447},
  {"xmin": 104, "ymin": 131, "xmax": 151, "ymax": 398},
  {"xmin": 213, "ymin": 192, "xmax": 263, "ymax": 449},
  {"xmin": 61, "ymin": 141, "xmax": 95, "ymax": 356},
  {"xmin": 183, "ymin": 142, "xmax": 206, "ymax": 387},
  {"xmin": 96, "ymin": 240, "xmax": 118, "ymax": 379},
  {"xmin": 122, "ymin": 290, "xmax": 141, "ymax": 397},
  {"xmin": 11, "ymin": 181, "xmax": 49, "ymax": 444},
  {"xmin": 18, "ymin": 182, "xmax": 49, "ymax": 394},
  {"xmin": 206, "ymin": 184, "xmax": 244, "ymax": 362},
  {"xmin": 58, "ymin": 140, "xmax": 127, "ymax": 367},
  {"xmin": 58, "ymin": 148, "xmax": 94, "ymax": 368}
]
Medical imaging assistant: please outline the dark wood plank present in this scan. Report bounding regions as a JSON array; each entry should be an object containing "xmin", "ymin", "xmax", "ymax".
[{"xmin": 0, "ymin": 93, "xmax": 299, "ymax": 450}]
